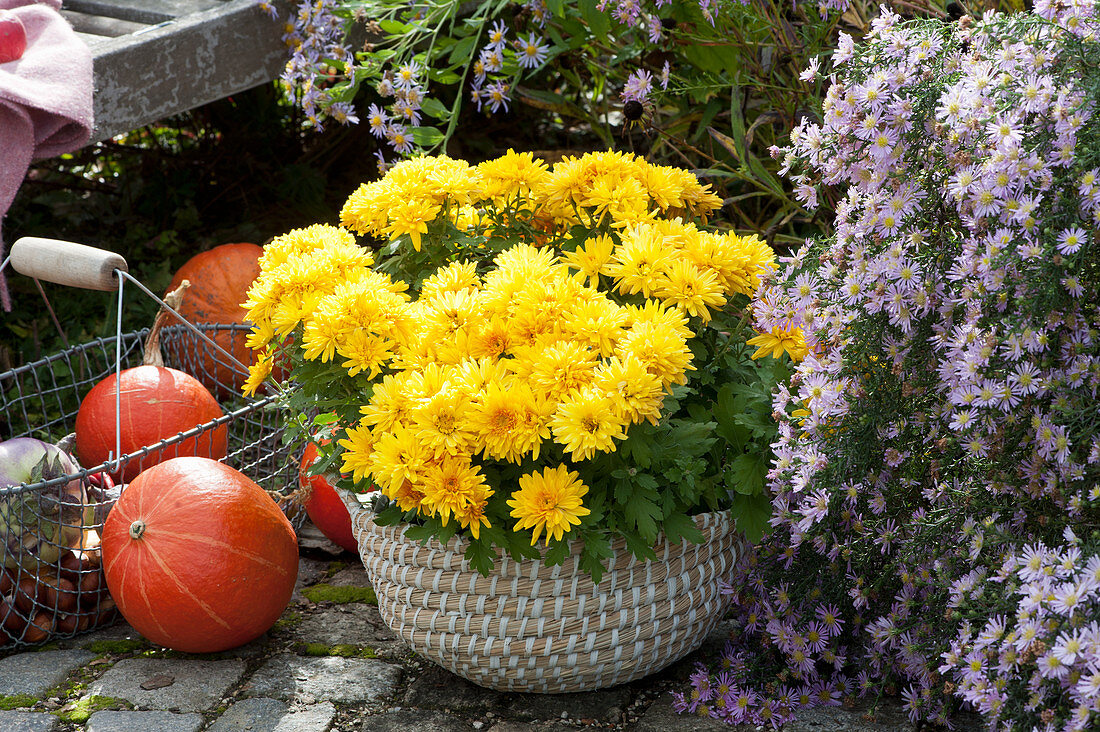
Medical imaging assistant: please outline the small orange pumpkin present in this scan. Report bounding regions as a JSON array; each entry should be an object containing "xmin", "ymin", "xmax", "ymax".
[
  {"xmin": 75, "ymin": 284, "xmax": 228, "ymax": 482},
  {"xmin": 101, "ymin": 457, "xmax": 298, "ymax": 653},
  {"xmin": 299, "ymin": 441, "xmax": 360, "ymax": 553},
  {"xmin": 166, "ymin": 243, "xmax": 264, "ymax": 397}
]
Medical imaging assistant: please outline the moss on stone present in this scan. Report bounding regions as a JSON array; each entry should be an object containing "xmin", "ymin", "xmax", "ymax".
[
  {"xmin": 299, "ymin": 642, "xmax": 378, "ymax": 659},
  {"xmin": 83, "ymin": 638, "xmax": 150, "ymax": 655},
  {"xmin": 300, "ymin": 583, "xmax": 377, "ymax": 605},
  {"xmin": 55, "ymin": 694, "xmax": 130, "ymax": 723},
  {"xmin": 0, "ymin": 694, "xmax": 38, "ymax": 710},
  {"xmin": 273, "ymin": 609, "xmax": 303, "ymax": 629}
]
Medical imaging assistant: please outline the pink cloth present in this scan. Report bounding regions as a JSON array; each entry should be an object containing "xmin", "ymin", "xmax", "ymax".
[{"xmin": 0, "ymin": 0, "xmax": 93, "ymax": 310}]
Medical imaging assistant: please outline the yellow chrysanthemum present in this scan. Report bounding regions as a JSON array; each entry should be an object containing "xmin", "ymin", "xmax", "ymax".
[
  {"xmin": 655, "ymin": 258, "xmax": 726, "ymax": 322},
  {"xmin": 746, "ymin": 326, "xmax": 809, "ymax": 363},
  {"xmin": 452, "ymin": 357, "xmax": 511, "ymax": 396},
  {"xmin": 337, "ymin": 421, "xmax": 375, "ymax": 484},
  {"xmin": 524, "ymin": 340, "xmax": 599, "ymax": 402},
  {"xmin": 469, "ymin": 315, "xmax": 514, "ymax": 360},
  {"xmin": 593, "ymin": 354, "xmax": 665, "ymax": 425},
  {"xmin": 563, "ymin": 295, "xmax": 629, "ymax": 357},
  {"xmin": 385, "ymin": 198, "xmax": 442, "ymax": 251},
  {"xmin": 625, "ymin": 299, "xmax": 693, "ymax": 340},
  {"xmin": 469, "ymin": 380, "xmax": 538, "ymax": 462},
  {"xmin": 560, "ymin": 234, "xmax": 616, "ymax": 286},
  {"xmin": 607, "ymin": 226, "xmax": 676, "ymax": 298},
  {"xmin": 360, "ymin": 374, "xmax": 415, "ymax": 433},
  {"xmin": 420, "ymin": 260, "xmax": 480, "ymax": 299},
  {"xmin": 412, "ymin": 385, "xmax": 475, "ymax": 457},
  {"xmin": 368, "ymin": 427, "xmax": 430, "ymax": 497},
  {"xmin": 242, "ymin": 350, "xmax": 274, "ymax": 397},
  {"xmin": 550, "ymin": 385, "xmax": 628, "ymax": 461},
  {"xmin": 418, "ymin": 455, "xmax": 489, "ymax": 525},
  {"xmin": 453, "ymin": 481, "xmax": 493, "ymax": 540},
  {"xmin": 477, "ymin": 148, "xmax": 550, "ymax": 202},
  {"xmin": 338, "ymin": 330, "xmax": 396, "ymax": 378},
  {"xmin": 618, "ymin": 321, "xmax": 695, "ymax": 391},
  {"xmin": 507, "ymin": 464, "xmax": 591, "ymax": 545}
]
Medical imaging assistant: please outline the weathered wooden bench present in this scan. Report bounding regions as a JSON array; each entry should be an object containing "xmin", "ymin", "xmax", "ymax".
[{"xmin": 60, "ymin": 0, "xmax": 289, "ymax": 143}]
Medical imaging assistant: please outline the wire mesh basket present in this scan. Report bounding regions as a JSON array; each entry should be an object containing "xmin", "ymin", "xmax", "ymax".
[{"xmin": 0, "ymin": 240, "xmax": 299, "ymax": 650}]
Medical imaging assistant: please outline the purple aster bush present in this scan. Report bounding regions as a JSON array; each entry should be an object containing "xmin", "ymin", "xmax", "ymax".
[{"xmin": 679, "ymin": 3, "xmax": 1100, "ymax": 730}]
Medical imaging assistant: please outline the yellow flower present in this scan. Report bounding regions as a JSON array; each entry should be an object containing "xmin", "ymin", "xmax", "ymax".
[
  {"xmin": 508, "ymin": 464, "xmax": 591, "ymax": 545},
  {"xmin": 386, "ymin": 198, "xmax": 442, "ymax": 251},
  {"xmin": 452, "ymin": 357, "xmax": 511, "ymax": 396},
  {"xmin": 618, "ymin": 321, "xmax": 695, "ymax": 391},
  {"xmin": 524, "ymin": 340, "xmax": 598, "ymax": 402},
  {"xmin": 594, "ymin": 354, "xmax": 665, "ymax": 425},
  {"xmin": 560, "ymin": 234, "xmax": 616, "ymax": 286},
  {"xmin": 368, "ymin": 427, "xmax": 430, "ymax": 498},
  {"xmin": 360, "ymin": 374, "xmax": 415, "ymax": 433},
  {"xmin": 245, "ymin": 320, "xmax": 277, "ymax": 351},
  {"xmin": 563, "ymin": 295, "xmax": 628, "ymax": 357},
  {"xmin": 477, "ymin": 148, "xmax": 550, "ymax": 202},
  {"xmin": 655, "ymin": 258, "xmax": 726, "ymax": 322},
  {"xmin": 242, "ymin": 350, "xmax": 274, "ymax": 397},
  {"xmin": 625, "ymin": 299, "xmax": 693, "ymax": 340},
  {"xmin": 420, "ymin": 260, "xmax": 480, "ymax": 299},
  {"xmin": 746, "ymin": 326, "xmax": 809, "ymax": 363},
  {"xmin": 418, "ymin": 455, "xmax": 489, "ymax": 526},
  {"xmin": 412, "ymin": 385, "xmax": 475, "ymax": 457},
  {"xmin": 338, "ymin": 330, "xmax": 396, "ymax": 378},
  {"xmin": 469, "ymin": 316, "xmax": 514, "ymax": 360},
  {"xmin": 453, "ymin": 481, "xmax": 493, "ymax": 540},
  {"xmin": 337, "ymin": 421, "xmax": 375, "ymax": 484},
  {"xmin": 550, "ymin": 385, "xmax": 628, "ymax": 461},
  {"xmin": 469, "ymin": 380, "xmax": 540, "ymax": 463},
  {"xmin": 607, "ymin": 225, "xmax": 675, "ymax": 298}
]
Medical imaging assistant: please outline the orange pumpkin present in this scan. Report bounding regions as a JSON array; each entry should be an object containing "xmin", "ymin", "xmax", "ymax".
[
  {"xmin": 299, "ymin": 441, "xmax": 360, "ymax": 553},
  {"xmin": 75, "ymin": 365, "xmax": 228, "ymax": 482},
  {"xmin": 166, "ymin": 243, "xmax": 263, "ymax": 397},
  {"xmin": 101, "ymin": 457, "xmax": 298, "ymax": 653}
]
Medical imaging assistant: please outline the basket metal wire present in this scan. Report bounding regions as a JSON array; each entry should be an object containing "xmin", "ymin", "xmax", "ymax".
[{"xmin": 0, "ymin": 324, "xmax": 298, "ymax": 649}]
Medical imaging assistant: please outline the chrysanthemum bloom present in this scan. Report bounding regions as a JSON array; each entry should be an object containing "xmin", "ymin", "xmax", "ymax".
[
  {"xmin": 550, "ymin": 385, "xmax": 628, "ymax": 460},
  {"xmin": 418, "ymin": 454, "xmax": 489, "ymax": 526},
  {"xmin": 469, "ymin": 380, "xmax": 539, "ymax": 463},
  {"xmin": 561, "ymin": 234, "xmax": 616, "ymax": 285},
  {"xmin": 242, "ymin": 350, "xmax": 275, "ymax": 397},
  {"xmin": 656, "ymin": 259, "xmax": 727, "ymax": 323},
  {"xmin": 746, "ymin": 326, "xmax": 809, "ymax": 362},
  {"xmin": 336, "ymin": 421, "xmax": 375, "ymax": 483},
  {"xmin": 594, "ymin": 354, "xmax": 666, "ymax": 425},
  {"xmin": 368, "ymin": 427, "xmax": 430, "ymax": 499},
  {"xmin": 507, "ymin": 464, "xmax": 591, "ymax": 544}
]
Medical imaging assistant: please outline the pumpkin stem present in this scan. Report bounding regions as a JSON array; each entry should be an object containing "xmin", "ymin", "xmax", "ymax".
[
  {"xmin": 128, "ymin": 519, "xmax": 146, "ymax": 540},
  {"xmin": 143, "ymin": 280, "xmax": 190, "ymax": 367}
]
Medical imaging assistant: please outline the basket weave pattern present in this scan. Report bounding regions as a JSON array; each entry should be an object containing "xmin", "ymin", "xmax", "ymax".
[{"xmin": 352, "ymin": 509, "xmax": 742, "ymax": 693}]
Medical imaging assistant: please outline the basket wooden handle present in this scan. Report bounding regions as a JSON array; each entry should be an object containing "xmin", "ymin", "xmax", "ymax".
[{"xmin": 9, "ymin": 237, "xmax": 129, "ymax": 292}]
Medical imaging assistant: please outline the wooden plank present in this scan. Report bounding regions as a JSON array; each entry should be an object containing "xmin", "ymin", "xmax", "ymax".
[
  {"xmin": 87, "ymin": 0, "xmax": 289, "ymax": 142},
  {"xmin": 63, "ymin": 0, "xmax": 225, "ymax": 25},
  {"xmin": 61, "ymin": 9, "xmax": 149, "ymax": 38}
]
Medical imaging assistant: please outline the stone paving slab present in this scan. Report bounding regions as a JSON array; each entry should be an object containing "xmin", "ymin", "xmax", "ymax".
[
  {"xmin": 0, "ymin": 648, "xmax": 95, "ymax": 696},
  {"xmin": 87, "ymin": 657, "xmax": 247, "ymax": 712},
  {"xmin": 243, "ymin": 653, "xmax": 403, "ymax": 705},
  {"xmin": 360, "ymin": 708, "xmax": 476, "ymax": 731},
  {"xmin": 206, "ymin": 697, "xmax": 338, "ymax": 732},
  {"xmin": 85, "ymin": 710, "xmax": 205, "ymax": 732},
  {"xmin": 0, "ymin": 710, "xmax": 60, "ymax": 732},
  {"xmin": 402, "ymin": 664, "xmax": 630, "ymax": 723},
  {"xmin": 293, "ymin": 605, "xmax": 406, "ymax": 655}
]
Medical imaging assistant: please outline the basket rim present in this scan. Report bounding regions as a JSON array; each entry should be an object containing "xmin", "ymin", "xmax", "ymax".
[{"xmin": 353, "ymin": 506, "xmax": 740, "ymax": 573}]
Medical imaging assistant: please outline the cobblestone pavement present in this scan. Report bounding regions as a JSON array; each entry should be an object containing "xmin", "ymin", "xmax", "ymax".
[{"xmin": 0, "ymin": 534, "xmax": 915, "ymax": 732}]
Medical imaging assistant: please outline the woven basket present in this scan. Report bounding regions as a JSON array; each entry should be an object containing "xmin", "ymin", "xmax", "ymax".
[{"xmin": 350, "ymin": 506, "xmax": 742, "ymax": 693}]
